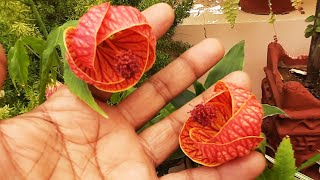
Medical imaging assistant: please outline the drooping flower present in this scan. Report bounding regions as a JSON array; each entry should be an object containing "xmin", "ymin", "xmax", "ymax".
[
  {"xmin": 179, "ymin": 81, "xmax": 264, "ymax": 167},
  {"xmin": 64, "ymin": 3, "xmax": 156, "ymax": 92}
]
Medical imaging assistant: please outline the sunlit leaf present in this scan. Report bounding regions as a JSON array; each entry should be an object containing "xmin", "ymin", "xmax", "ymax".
[
  {"xmin": 38, "ymin": 20, "xmax": 78, "ymax": 103},
  {"xmin": 64, "ymin": 60, "xmax": 107, "ymax": 118},
  {"xmin": 204, "ymin": 40, "xmax": 245, "ymax": 88},
  {"xmin": 272, "ymin": 137, "xmax": 296, "ymax": 180}
]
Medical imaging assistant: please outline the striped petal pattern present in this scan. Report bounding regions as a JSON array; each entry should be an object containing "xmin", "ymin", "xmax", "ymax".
[
  {"xmin": 179, "ymin": 81, "xmax": 263, "ymax": 166},
  {"xmin": 64, "ymin": 3, "xmax": 156, "ymax": 92}
]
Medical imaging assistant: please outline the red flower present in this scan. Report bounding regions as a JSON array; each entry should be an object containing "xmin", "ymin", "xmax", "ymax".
[
  {"xmin": 179, "ymin": 81, "xmax": 264, "ymax": 167},
  {"xmin": 64, "ymin": 3, "xmax": 156, "ymax": 92}
]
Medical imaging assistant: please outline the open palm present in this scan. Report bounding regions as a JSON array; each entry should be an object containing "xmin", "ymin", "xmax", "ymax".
[{"xmin": 0, "ymin": 3, "xmax": 265, "ymax": 180}]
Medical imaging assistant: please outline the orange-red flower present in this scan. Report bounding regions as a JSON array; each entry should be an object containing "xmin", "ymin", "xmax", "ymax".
[
  {"xmin": 64, "ymin": 3, "xmax": 156, "ymax": 92},
  {"xmin": 179, "ymin": 81, "xmax": 263, "ymax": 167}
]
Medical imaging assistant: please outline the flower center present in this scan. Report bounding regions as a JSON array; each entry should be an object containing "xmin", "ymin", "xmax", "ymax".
[
  {"xmin": 115, "ymin": 50, "xmax": 139, "ymax": 79},
  {"xmin": 190, "ymin": 104, "xmax": 216, "ymax": 126},
  {"xmin": 103, "ymin": 39, "xmax": 139, "ymax": 79}
]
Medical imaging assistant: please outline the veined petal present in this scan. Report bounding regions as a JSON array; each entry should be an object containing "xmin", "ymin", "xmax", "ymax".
[
  {"xmin": 64, "ymin": 3, "xmax": 156, "ymax": 92},
  {"xmin": 179, "ymin": 81, "xmax": 263, "ymax": 166}
]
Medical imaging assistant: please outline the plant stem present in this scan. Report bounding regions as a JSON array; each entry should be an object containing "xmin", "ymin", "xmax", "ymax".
[
  {"xmin": 28, "ymin": 0, "xmax": 49, "ymax": 38},
  {"xmin": 306, "ymin": 0, "xmax": 320, "ymax": 85}
]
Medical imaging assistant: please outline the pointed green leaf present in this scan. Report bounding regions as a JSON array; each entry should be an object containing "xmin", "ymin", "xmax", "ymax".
[
  {"xmin": 204, "ymin": 40, "xmax": 245, "ymax": 88},
  {"xmin": 64, "ymin": 60, "xmax": 107, "ymax": 118},
  {"xmin": 272, "ymin": 137, "xmax": 296, "ymax": 180},
  {"xmin": 39, "ymin": 20, "xmax": 78, "ymax": 103},
  {"xmin": 262, "ymin": 104, "xmax": 288, "ymax": 118},
  {"xmin": 315, "ymin": 26, "xmax": 320, "ymax": 33},
  {"xmin": 297, "ymin": 153, "xmax": 320, "ymax": 171},
  {"xmin": 193, "ymin": 81, "xmax": 205, "ymax": 95},
  {"xmin": 171, "ymin": 90, "xmax": 196, "ymax": 109},
  {"xmin": 305, "ymin": 15, "xmax": 316, "ymax": 22},
  {"xmin": 8, "ymin": 40, "xmax": 30, "ymax": 88},
  {"xmin": 20, "ymin": 36, "xmax": 46, "ymax": 55}
]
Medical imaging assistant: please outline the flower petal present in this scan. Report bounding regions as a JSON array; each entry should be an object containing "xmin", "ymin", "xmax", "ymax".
[
  {"xmin": 179, "ymin": 81, "xmax": 263, "ymax": 166},
  {"xmin": 64, "ymin": 3, "xmax": 156, "ymax": 92}
]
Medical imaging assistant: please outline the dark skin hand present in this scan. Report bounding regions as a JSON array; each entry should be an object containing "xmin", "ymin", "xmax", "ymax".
[{"xmin": 0, "ymin": 3, "xmax": 266, "ymax": 180}]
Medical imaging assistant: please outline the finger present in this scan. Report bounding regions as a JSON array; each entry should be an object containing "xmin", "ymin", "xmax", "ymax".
[
  {"xmin": 160, "ymin": 152, "xmax": 266, "ymax": 180},
  {"xmin": 0, "ymin": 44, "xmax": 7, "ymax": 90},
  {"xmin": 91, "ymin": 3, "xmax": 174, "ymax": 102},
  {"xmin": 142, "ymin": 3, "xmax": 174, "ymax": 39},
  {"xmin": 139, "ymin": 71, "xmax": 251, "ymax": 165},
  {"xmin": 117, "ymin": 38, "xmax": 225, "ymax": 128}
]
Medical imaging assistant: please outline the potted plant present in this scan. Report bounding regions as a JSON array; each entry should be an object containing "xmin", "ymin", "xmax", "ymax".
[
  {"xmin": 261, "ymin": 0, "xmax": 320, "ymax": 177},
  {"xmin": 240, "ymin": 0, "xmax": 295, "ymax": 14},
  {"xmin": 222, "ymin": 0, "xmax": 303, "ymax": 26}
]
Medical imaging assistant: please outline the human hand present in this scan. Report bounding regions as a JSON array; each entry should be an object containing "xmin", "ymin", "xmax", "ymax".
[{"xmin": 0, "ymin": 3, "xmax": 266, "ymax": 180}]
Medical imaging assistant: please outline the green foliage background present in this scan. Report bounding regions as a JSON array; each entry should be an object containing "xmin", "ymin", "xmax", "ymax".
[{"xmin": 0, "ymin": 0, "xmax": 193, "ymax": 119}]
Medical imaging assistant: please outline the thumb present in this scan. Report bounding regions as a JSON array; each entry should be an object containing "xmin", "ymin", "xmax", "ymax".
[{"xmin": 0, "ymin": 44, "xmax": 7, "ymax": 90}]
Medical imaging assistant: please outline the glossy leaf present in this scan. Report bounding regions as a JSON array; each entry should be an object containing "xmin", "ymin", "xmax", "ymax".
[
  {"xmin": 171, "ymin": 90, "xmax": 196, "ymax": 109},
  {"xmin": 64, "ymin": 60, "xmax": 107, "ymax": 118},
  {"xmin": 179, "ymin": 81, "xmax": 263, "ymax": 166},
  {"xmin": 262, "ymin": 104, "xmax": 287, "ymax": 118},
  {"xmin": 193, "ymin": 80, "xmax": 205, "ymax": 95},
  {"xmin": 8, "ymin": 40, "xmax": 30, "ymax": 88},
  {"xmin": 272, "ymin": 137, "xmax": 296, "ymax": 180},
  {"xmin": 204, "ymin": 40, "xmax": 245, "ymax": 88},
  {"xmin": 297, "ymin": 153, "xmax": 320, "ymax": 171}
]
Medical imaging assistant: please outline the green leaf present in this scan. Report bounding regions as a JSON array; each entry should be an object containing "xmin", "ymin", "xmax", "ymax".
[
  {"xmin": 193, "ymin": 81, "xmax": 205, "ymax": 95},
  {"xmin": 138, "ymin": 103, "xmax": 176, "ymax": 133},
  {"xmin": 20, "ymin": 36, "xmax": 46, "ymax": 55},
  {"xmin": 8, "ymin": 40, "xmax": 30, "ymax": 88},
  {"xmin": 256, "ymin": 167, "xmax": 273, "ymax": 180},
  {"xmin": 305, "ymin": 15, "xmax": 316, "ymax": 22},
  {"xmin": 272, "ymin": 137, "xmax": 296, "ymax": 180},
  {"xmin": 110, "ymin": 92, "xmax": 121, "ymax": 104},
  {"xmin": 297, "ymin": 153, "xmax": 320, "ymax": 171},
  {"xmin": 315, "ymin": 26, "xmax": 320, "ymax": 33},
  {"xmin": 171, "ymin": 90, "xmax": 196, "ymax": 109},
  {"xmin": 262, "ymin": 104, "xmax": 287, "ymax": 118},
  {"xmin": 204, "ymin": 40, "xmax": 245, "ymax": 88},
  {"xmin": 64, "ymin": 61, "xmax": 107, "ymax": 118},
  {"xmin": 121, "ymin": 87, "xmax": 136, "ymax": 99},
  {"xmin": 38, "ymin": 20, "xmax": 78, "ymax": 103}
]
